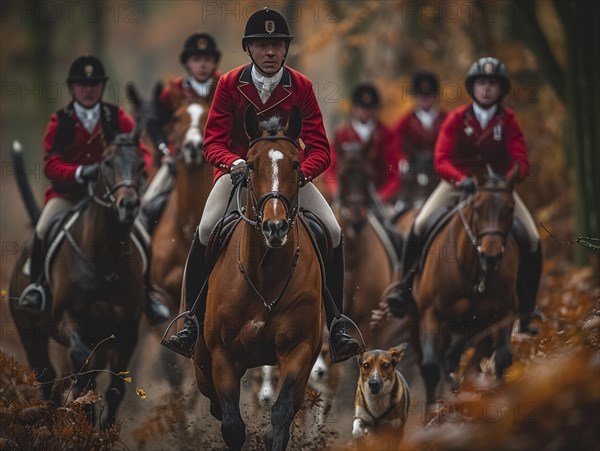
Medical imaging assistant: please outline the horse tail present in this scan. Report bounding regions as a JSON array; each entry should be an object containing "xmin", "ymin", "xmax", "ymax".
[{"xmin": 12, "ymin": 140, "xmax": 41, "ymax": 225}]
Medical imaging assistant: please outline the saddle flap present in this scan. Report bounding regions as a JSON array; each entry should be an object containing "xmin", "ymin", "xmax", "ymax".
[
  {"xmin": 299, "ymin": 208, "xmax": 333, "ymax": 266},
  {"xmin": 206, "ymin": 210, "xmax": 242, "ymax": 267},
  {"xmin": 418, "ymin": 206, "xmax": 454, "ymax": 271}
]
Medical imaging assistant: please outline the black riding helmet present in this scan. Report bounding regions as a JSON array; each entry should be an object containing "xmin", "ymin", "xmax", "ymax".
[
  {"xmin": 66, "ymin": 55, "xmax": 108, "ymax": 84},
  {"xmin": 242, "ymin": 8, "xmax": 294, "ymax": 51},
  {"xmin": 351, "ymin": 83, "xmax": 381, "ymax": 108},
  {"xmin": 465, "ymin": 57, "xmax": 511, "ymax": 101},
  {"xmin": 411, "ymin": 71, "xmax": 439, "ymax": 96},
  {"xmin": 180, "ymin": 32, "xmax": 221, "ymax": 65}
]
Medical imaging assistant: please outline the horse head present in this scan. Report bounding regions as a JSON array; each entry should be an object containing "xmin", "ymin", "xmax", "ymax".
[
  {"xmin": 169, "ymin": 98, "xmax": 208, "ymax": 166},
  {"xmin": 95, "ymin": 133, "xmax": 146, "ymax": 225},
  {"xmin": 336, "ymin": 145, "xmax": 372, "ymax": 231},
  {"xmin": 244, "ymin": 105, "xmax": 302, "ymax": 248},
  {"xmin": 468, "ymin": 165, "xmax": 519, "ymax": 273}
]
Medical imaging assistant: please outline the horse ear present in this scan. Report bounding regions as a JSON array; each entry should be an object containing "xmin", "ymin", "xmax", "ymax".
[
  {"xmin": 126, "ymin": 83, "xmax": 141, "ymax": 110},
  {"xmin": 285, "ymin": 106, "xmax": 302, "ymax": 141},
  {"xmin": 244, "ymin": 105, "xmax": 260, "ymax": 140},
  {"xmin": 152, "ymin": 81, "xmax": 164, "ymax": 104},
  {"xmin": 507, "ymin": 163, "xmax": 520, "ymax": 189}
]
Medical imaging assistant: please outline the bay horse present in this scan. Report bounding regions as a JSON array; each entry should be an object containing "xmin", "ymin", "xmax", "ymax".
[
  {"xmin": 150, "ymin": 90, "xmax": 213, "ymax": 389},
  {"xmin": 151, "ymin": 93, "xmax": 213, "ymax": 322},
  {"xmin": 9, "ymin": 128, "xmax": 147, "ymax": 428},
  {"xmin": 410, "ymin": 169, "xmax": 519, "ymax": 417},
  {"xmin": 193, "ymin": 106, "xmax": 323, "ymax": 451},
  {"xmin": 333, "ymin": 146, "xmax": 402, "ymax": 350}
]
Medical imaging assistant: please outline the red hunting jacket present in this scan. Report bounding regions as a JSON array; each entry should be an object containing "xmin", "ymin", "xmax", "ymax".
[
  {"xmin": 203, "ymin": 64, "xmax": 330, "ymax": 183},
  {"xmin": 43, "ymin": 102, "xmax": 152, "ymax": 203},
  {"xmin": 434, "ymin": 104, "xmax": 530, "ymax": 183},
  {"xmin": 324, "ymin": 121, "xmax": 400, "ymax": 203},
  {"xmin": 158, "ymin": 73, "xmax": 222, "ymax": 110},
  {"xmin": 393, "ymin": 109, "xmax": 447, "ymax": 163}
]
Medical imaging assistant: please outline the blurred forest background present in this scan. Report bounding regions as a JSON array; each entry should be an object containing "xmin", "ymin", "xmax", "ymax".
[
  {"xmin": 1, "ymin": 0, "xmax": 597, "ymax": 271},
  {"xmin": 1, "ymin": 2, "xmax": 599, "ymax": 450}
]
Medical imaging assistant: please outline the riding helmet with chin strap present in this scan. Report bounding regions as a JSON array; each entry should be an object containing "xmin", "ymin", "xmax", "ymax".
[
  {"xmin": 411, "ymin": 71, "xmax": 439, "ymax": 96},
  {"xmin": 242, "ymin": 8, "xmax": 293, "ymax": 70},
  {"xmin": 180, "ymin": 32, "xmax": 221, "ymax": 65},
  {"xmin": 66, "ymin": 55, "xmax": 108, "ymax": 84},
  {"xmin": 465, "ymin": 56, "xmax": 511, "ymax": 101}
]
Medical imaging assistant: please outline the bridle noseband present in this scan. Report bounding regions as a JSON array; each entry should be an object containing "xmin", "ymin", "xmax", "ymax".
[{"xmin": 238, "ymin": 135, "xmax": 301, "ymax": 231}]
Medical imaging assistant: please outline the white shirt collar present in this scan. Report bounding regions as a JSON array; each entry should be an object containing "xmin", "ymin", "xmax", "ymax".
[
  {"xmin": 187, "ymin": 76, "xmax": 213, "ymax": 98},
  {"xmin": 472, "ymin": 103, "xmax": 498, "ymax": 129},
  {"xmin": 351, "ymin": 119, "xmax": 376, "ymax": 143},
  {"xmin": 251, "ymin": 64, "xmax": 284, "ymax": 104},
  {"xmin": 74, "ymin": 102, "xmax": 101, "ymax": 134},
  {"xmin": 414, "ymin": 107, "xmax": 439, "ymax": 130}
]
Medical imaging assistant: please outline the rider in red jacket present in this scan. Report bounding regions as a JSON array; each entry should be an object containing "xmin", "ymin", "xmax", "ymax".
[
  {"xmin": 388, "ymin": 57, "xmax": 541, "ymax": 335},
  {"xmin": 392, "ymin": 71, "xmax": 446, "ymax": 208},
  {"xmin": 163, "ymin": 8, "xmax": 362, "ymax": 362},
  {"xmin": 324, "ymin": 83, "xmax": 400, "ymax": 204},
  {"xmin": 18, "ymin": 55, "xmax": 169, "ymax": 325}
]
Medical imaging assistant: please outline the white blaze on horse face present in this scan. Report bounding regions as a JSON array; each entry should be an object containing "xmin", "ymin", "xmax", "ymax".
[
  {"xmin": 185, "ymin": 103, "xmax": 204, "ymax": 146},
  {"xmin": 268, "ymin": 149, "xmax": 284, "ymax": 213}
]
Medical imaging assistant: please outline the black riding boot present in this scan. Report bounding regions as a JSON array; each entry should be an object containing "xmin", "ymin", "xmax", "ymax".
[
  {"xmin": 18, "ymin": 235, "xmax": 46, "ymax": 313},
  {"xmin": 387, "ymin": 226, "xmax": 421, "ymax": 317},
  {"xmin": 162, "ymin": 228, "xmax": 208, "ymax": 358},
  {"xmin": 517, "ymin": 244, "xmax": 543, "ymax": 335},
  {"xmin": 326, "ymin": 243, "xmax": 363, "ymax": 363}
]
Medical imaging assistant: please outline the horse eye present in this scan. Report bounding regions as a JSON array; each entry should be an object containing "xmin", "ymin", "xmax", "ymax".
[
  {"xmin": 246, "ymin": 162, "xmax": 255, "ymax": 171},
  {"xmin": 292, "ymin": 161, "xmax": 300, "ymax": 171},
  {"xmin": 362, "ymin": 362, "xmax": 370, "ymax": 369},
  {"xmin": 382, "ymin": 362, "xmax": 390, "ymax": 369},
  {"xmin": 104, "ymin": 159, "xmax": 114, "ymax": 168}
]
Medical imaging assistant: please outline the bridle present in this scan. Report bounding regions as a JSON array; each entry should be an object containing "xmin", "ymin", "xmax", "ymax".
[
  {"xmin": 238, "ymin": 135, "xmax": 301, "ymax": 231},
  {"xmin": 458, "ymin": 185, "xmax": 513, "ymax": 292},
  {"xmin": 89, "ymin": 144, "xmax": 141, "ymax": 208}
]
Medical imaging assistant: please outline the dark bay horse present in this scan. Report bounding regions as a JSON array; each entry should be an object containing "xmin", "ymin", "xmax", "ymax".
[
  {"xmin": 9, "ymin": 132, "xmax": 147, "ymax": 428},
  {"xmin": 193, "ymin": 107, "xmax": 322, "ymax": 451},
  {"xmin": 333, "ymin": 149, "xmax": 402, "ymax": 350},
  {"xmin": 410, "ymin": 169, "xmax": 520, "ymax": 417}
]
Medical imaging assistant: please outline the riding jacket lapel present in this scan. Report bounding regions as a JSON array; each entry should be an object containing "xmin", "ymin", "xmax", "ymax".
[
  {"xmin": 237, "ymin": 64, "xmax": 263, "ymax": 111},
  {"xmin": 236, "ymin": 64, "xmax": 293, "ymax": 115}
]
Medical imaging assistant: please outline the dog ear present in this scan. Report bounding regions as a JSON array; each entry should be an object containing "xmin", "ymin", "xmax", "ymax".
[{"xmin": 388, "ymin": 343, "xmax": 408, "ymax": 366}]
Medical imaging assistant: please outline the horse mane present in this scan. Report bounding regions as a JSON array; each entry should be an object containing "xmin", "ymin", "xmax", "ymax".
[{"xmin": 259, "ymin": 116, "xmax": 285, "ymax": 135}]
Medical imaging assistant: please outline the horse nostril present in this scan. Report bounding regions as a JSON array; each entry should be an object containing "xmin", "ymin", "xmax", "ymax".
[
  {"xmin": 262, "ymin": 220, "xmax": 289, "ymax": 237},
  {"xmin": 120, "ymin": 196, "xmax": 140, "ymax": 211}
]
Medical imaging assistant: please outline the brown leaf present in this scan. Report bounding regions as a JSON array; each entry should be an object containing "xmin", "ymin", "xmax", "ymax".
[{"xmin": 73, "ymin": 389, "xmax": 101, "ymax": 404}]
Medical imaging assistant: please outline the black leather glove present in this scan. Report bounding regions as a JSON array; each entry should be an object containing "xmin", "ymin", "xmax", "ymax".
[
  {"xmin": 456, "ymin": 177, "xmax": 475, "ymax": 194},
  {"xmin": 298, "ymin": 169, "xmax": 306, "ymax": 187},
  {"xmin": 79, "ymin": 164, "xmax": 99, "ymax": 183},
  {"xmin": 230, "ymin": 161, "xmax": 248, "ymax": 186}
]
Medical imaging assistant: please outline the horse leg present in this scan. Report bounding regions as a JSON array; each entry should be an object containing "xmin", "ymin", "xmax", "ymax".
[
  {"xmin": 14, "ymin": 317, "xmax": 57, "ymax": 401},
  {"xmin": 444, "ymin": 332, "xmax": 466, "ymax": 390},
  {"xmin": 103, "ymin": 326, "xmax": 139, "ymax": 429},
  {"xmin": 419, "ymin": 307, "xmax": 441, "ymax": 417},
  {"xmin": 68, "ymin": 329, "xmax": 97, "ymax": 424},
  {"xmin": 193, "ymin": 339, "xmax": 221, "ymax": 420},
  {"xmin": 265, "ymin": 347, "xmax": 313, "ymax": 451},
  {"xmin": 211, "ymin": 347, "xmax": 245, "ymax": 451},
  {"xmin": 493, "ymin": 325, "xmax": 513, "ymax": 379}
]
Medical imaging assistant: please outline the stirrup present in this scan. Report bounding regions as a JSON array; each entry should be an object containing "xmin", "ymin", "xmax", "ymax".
[
  {"xmin": 17, "ymin": 284, "xmax": 47, "ymax": 315},
  {"xmin": 329, "ymin": 315, "xmax": 366, "ymax": 363},
  {"xmin": 160, "ymin": 310, "xmax": 200, "ymax": 358}
]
